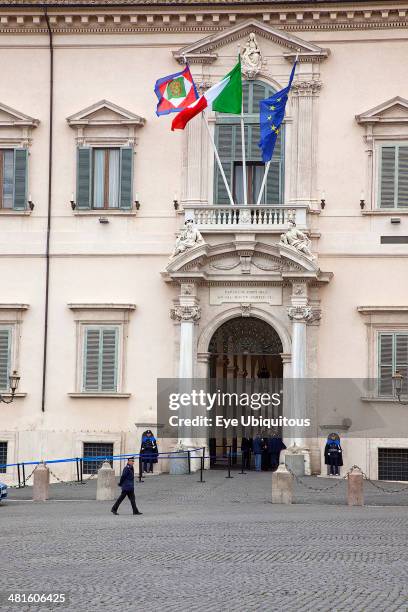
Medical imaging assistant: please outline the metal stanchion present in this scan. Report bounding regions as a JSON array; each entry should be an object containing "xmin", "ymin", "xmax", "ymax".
[
  {"xmin": 187, "ymin": 450, "xmax": 191, "ymax": 474},
  {"xmin": 198, "ymin": 454, "xmax": 205, "ymax": 483},
  {"xmin": 138, "ymin": 456, "xmax": 144, "ymax": 483},
  {"xmin": 225, "ymin": 446, "xmax": 233, "ymax": 479},
  {"xmin": 80, "ymin": 458, "xmax": 83, "ymax": 484},
  {"xmin": 22, "ymin": 463, "xmax": 26, "ymax": 487},
  {"xmin": 240, "ymin": 451, "xmax": 246, "ymax": 475},
  {"xmin": 76, "ymin": 457, "xmax": 80, "ymax": 483},
  {"xmin": 17, "ymin": 463, "xmax": 21, "ymax": 488}
]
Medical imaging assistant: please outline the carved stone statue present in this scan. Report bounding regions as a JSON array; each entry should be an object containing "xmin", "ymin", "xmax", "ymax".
[
  {"xmin": 280, "ymin": 220, "xmax": 314, "ymax": 259},
  {"xmin": 241, "ymin": 33, "xmax": 262, "ymax": 79},
  {"xmin": 172, "ymin": 219, "xmax": 205, "ymax": 257}
]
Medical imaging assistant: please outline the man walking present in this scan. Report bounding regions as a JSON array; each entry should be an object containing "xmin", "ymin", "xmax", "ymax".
[{"xmin": 111, "ymin": 457, "xmax": 142, "ymax": 516}]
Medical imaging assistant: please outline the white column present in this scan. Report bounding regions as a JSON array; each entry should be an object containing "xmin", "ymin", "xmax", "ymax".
[{"xmin": 170, "ymin": 289, "xmax": 201, "ymax": 450}]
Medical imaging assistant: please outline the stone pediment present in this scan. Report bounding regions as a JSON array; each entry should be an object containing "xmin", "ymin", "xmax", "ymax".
[
  {"xmin": 356, "ymin": 97, "xmax": 408, "ymax": 125},
  {"xmin": 0, "ymin": 102, "xmax": 39, "ymax": 128},
  {"xmin": 163, "ymin": 240, "xmax": 332, "ymax": 284},
  {"xmin": 67, "ymin": 100, "xmax": 145, "ymax": 127},
  {"xmin": 174, "ymin": 19, "xmax": 329, "ymax": 64}
]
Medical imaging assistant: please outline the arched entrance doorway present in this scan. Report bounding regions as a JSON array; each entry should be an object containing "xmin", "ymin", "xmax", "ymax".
[{"xmin": 207, "ymin": 316, "xmax": 284, "ymax": 469}]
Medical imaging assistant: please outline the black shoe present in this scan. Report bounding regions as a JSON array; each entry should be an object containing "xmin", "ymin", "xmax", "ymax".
[
  {"xmin": 133, "ymin": 511, "xmax": 143, "ymax": 515},
  {"xmin": 111, "ymin": 509, "xmax": 118, "ymax": 515}
]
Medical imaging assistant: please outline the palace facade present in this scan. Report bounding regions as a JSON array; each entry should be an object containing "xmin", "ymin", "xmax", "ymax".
[{"xmin": 1, "ymin": 0, "xmax": 408, "ymax": 483}]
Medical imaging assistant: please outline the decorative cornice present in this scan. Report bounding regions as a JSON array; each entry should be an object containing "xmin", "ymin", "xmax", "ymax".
[
  {"xmin": 0, "ymin": 102, "xmax": 39, "ymax": 128},
  {"xmin": 174, "ymin": 18, "xmax": 329, "ymax": 64},
  {"xmin": 67, "ymin": 99, "xmax": 145, "ymax": 127},
  {"xmin": 68, "ymin": 303, "xmax": 136, "ymax": 310},
  {"xmin": 0, "ymin": 8, "xmax": 407, "ymax": 35}
]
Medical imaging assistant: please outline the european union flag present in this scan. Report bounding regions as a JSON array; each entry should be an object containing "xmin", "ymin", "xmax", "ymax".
[{"xmin": 258, "ymin": 62, "xmax": 297, "ymax": 163}]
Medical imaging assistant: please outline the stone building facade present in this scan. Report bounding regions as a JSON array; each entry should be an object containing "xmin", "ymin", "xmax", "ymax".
[{"xmin": 0, "ymin": 0, "xmax": 408, "ymax": 483}]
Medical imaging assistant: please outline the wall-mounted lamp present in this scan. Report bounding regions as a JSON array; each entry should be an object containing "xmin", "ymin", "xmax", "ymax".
[
  {"xmin": 360, "ymin": 190, "xmax": 365, "ymax": 210},
  {"xmin": 70, "ymin": 193, "xmax": 76, "ymax": 210},
  {"xmin": 320, "ymin": 191, "xmax": 326, "ymax": 210},
  {"xmin": 28, "ymin": 194, "xmax": 34, "ymax": 211},
  {"xmin": 392, "ymin": 370, "xmax": 408, "ymax": 405},
  {"xmin": 0, "ymin": 371, "xmax": 20, "ymax": 404},
  {"xmin": 134, "ymin": 193, "xmax": 140, "ymax": 210},
  {"xmin": 173, "ymin": 192, "xmax": 179, "ymax": 210},
  {"xmin": 99, "ymin": 216, "xmax": 109, "ymax": 224}
]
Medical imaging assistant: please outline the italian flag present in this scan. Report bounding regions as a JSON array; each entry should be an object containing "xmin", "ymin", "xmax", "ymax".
[{"xmin": 171, "ymin": 60, "xmax": 242, "ymax": 131}]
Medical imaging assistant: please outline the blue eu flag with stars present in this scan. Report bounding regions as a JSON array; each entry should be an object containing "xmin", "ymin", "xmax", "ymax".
[{"xmin": 258, "ymin": 62, "xmax": 297, "ymax": 163}]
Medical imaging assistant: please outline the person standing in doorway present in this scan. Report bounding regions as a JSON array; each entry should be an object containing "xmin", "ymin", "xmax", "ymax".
[
  {"xmin": 253, "ymin": 433, "xmax": 263, "ymax": 472},
  {"xmin": 140, "ymin": 430, "xmax": 159, "ymax": 474},
  {"xmin": 111, "ymin": 457, "xmax": 142, "ymax": 516}
]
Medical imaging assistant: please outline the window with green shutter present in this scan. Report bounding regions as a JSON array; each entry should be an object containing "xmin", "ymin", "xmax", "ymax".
[
  {"xmin": 378, "ymin": 332, "xmax": 408, "ymax": 396},
  {"xmin": 214, "ymin": 81, "xmax": 284, "ymax": 205},
  {"xmin": 379, "ymin": 144, "xmax": 408, "ymax": 208},
  {"xmin": 0, "ymin": 148, "xmax": 28, "ymax": 210},
  {"xmin": 0, "ymin": 328, "xmax": 11, "ymax": 391},
  {"xmin": 76, "ymin": 147, "xmax": 133, "ymax": 210},
  {"xmin": 83, "ymin": 326, "xmax": 119, "ymax": 393}
]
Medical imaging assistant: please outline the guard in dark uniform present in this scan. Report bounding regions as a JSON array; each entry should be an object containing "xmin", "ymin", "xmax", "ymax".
[
  {"xmin": 324, "ymin": 433, "xmax": 343, "ymax": 476},
  {"xmin": 111, "ymin": 457, "xmax": 142, "ymax": 515}
]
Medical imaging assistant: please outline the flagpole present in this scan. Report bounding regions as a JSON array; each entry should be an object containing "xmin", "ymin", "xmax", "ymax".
[
  {"xmin": 256, "ymin": 52, "xmax": 299, "ymax": 206},
  {"xmin": 238, "ymin": 49, "xmax": 247, "ymax": 205},
  {"xmin": 256, "ymin": 161, "xmax": 270, "ymax": 205},
  {"xmin": 202, "ymin": 110, "xmax": 235, "ymax": 207}
]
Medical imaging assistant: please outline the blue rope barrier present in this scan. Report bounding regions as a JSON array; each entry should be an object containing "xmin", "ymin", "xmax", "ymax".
[{"xmin": 0, "ymin": 447, "xmax": 205, "ymax": 470}]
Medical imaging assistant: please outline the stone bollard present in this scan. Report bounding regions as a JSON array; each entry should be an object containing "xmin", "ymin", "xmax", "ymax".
[
  {"xmin": 33, "ymin": 462, "xmax": 50, "ymax": 501},
  {"xmin": 272, "ymin": 463, "xmax": 294, "ymax": 504},
  {"xmin": 347, "ymin": 467, "xmax": 364, "ymax": 506},
  {"xmin": 96, "ymin": 461, "xmax": 117, "ymax": 501}
]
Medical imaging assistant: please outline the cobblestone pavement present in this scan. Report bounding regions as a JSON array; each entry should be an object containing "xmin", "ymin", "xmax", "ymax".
[{"xmin": 2, "ymin": 470, "xmax": 408, "ymax": 612}]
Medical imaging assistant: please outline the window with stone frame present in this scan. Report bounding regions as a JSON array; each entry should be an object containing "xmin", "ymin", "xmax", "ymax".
[
  {"xmin": 77, "ymin": 146, "xmax": 133, "ymax": 210},
  {"xmin": 214, "ymin": 80, "xmax": 284, "ymax": 205}
]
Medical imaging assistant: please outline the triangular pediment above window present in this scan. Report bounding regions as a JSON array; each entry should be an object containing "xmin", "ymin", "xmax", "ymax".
[
  {"xmin": 356, "ymin": 97, "xmax": 408, "ymax": 124},
  {"xmin": 0, "ymin": 102, "xmax": 39, "ymax": 128},
  {"xmin": 174, "ymin": 18, "xmax": 329, "ymax": 64},
  {"xmin": 67, "ymin": 100, "xmax": 145, "ymax": 128}
]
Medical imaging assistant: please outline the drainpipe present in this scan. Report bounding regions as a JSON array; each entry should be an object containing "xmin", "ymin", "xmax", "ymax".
[{"xmin": 41, "ymin": 7, "xmax": 54, "ymax": 412}]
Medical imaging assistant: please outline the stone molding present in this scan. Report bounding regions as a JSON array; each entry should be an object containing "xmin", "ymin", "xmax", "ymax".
[{"xmin": 170, "ymin": 305, "xmax": 201, "ymax": 322}]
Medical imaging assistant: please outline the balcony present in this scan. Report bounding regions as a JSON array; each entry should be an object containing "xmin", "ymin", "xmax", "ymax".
[{"xmin": 183, "ymin": 204, "xmax": 309, "ymax": 233}]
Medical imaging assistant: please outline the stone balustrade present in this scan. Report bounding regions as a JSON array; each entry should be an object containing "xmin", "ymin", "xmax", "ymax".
[{"xmin": 184, "ymin": 204, "xmax": 309, "ymax": 232}]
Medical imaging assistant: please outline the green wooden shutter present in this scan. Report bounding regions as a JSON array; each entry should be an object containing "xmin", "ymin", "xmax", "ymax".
[
  {"xmin": 396, "ymin": 334, "xmax": 408, "ymax": 391},
  {"xmin": 380, "ymin": 146, "xmax": 396, "ymax": 209},
  {"xmin": 119, "ymin": 147, "xmax": 133, "ymax": 210},
  {"xmin": 84, "ymin": 327, "xmax": 118, "ymax": 392},
  {"xmin": 379, "ymin": 333, "xmax": 393, "ymax": 396},
  {"xmin": 76, "ymin": 147, "xmax": 92, "ymax": 210},
  {"xmin": 0, "ymin": 329, "xmax": 11, "ymax": 391},
  {"xmin": 13, "ymin": 148, "xmax": 28, "ymax": 210},
  {"xmin": 84, "ymin": 328, "xmax": 100, "ymax": 391},
  {"xmin": 101, "ymin": 328, "xmax": 118, "ymax": 392},
  {"xmin": 397, "ymin": 146, "xmax": 408, "ymax": 208}
]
